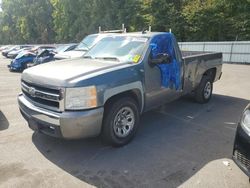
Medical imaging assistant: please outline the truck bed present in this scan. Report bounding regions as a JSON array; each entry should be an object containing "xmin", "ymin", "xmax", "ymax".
[
  {"xmin": 180, "ymin": 50, "xmax": 223, "ymax": 94},
  {"xmin": 181, "ymin": 51, "xmax": 213, "ymax": 58},
  {"xmin": 181, "ymin": 51, "xmax": 222, "ymax": 62}
]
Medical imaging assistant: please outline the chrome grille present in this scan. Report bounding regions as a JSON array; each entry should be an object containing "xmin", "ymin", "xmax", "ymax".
[
  {"xmin": 21, "ymin": 81, "xmax": 64, "ymax": 112},
  {"xmin": 234, "ymin": 150, "xmax": 250, "ymax": 169}
]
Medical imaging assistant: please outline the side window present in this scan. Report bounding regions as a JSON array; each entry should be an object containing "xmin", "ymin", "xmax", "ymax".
[
  {"xmin": 150, "ymin": 34, "xmax": 173, "ymax": 59},
  {"xmin": 150, "ymin": 33, "xmax": 182, "ymax": 90}
]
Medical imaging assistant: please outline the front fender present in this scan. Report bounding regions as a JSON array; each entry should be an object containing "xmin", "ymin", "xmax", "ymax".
[{"xmin": 103, "ymin": 81, "xmax": 144, "ymax": 113}]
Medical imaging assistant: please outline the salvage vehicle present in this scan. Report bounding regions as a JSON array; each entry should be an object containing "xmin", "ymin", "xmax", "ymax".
[
  {"xmin": 54, "ymin": 33, "xmax": 116, "ymax": 60},
  {"xmin": 28, "ymin": 49, "xmax": 56, "ymax": 67},
  {"xmin": 8, "ymin": 51, "xmax": 36, "ymax": 71},
  {"xmin": 233, "ymin": 103, "xmax": 250, "ymax": 178},
  {"xmin": 29, "ymin": 45, "xmax": 56, "ymax": 54},
  {"xmin": 28, "ymin": 44, "xmax": 78, "ymax": 67},
  {"xmin": 7, "ymin": 46, "xmax": 33, "ymax": 59},
  {"xmin": 8, "ymin": 46, "xmax": 57, "ymax": 71},
  {"xmin": 18, "ymin": 32, "xmax": 223, "ymax": 146}
]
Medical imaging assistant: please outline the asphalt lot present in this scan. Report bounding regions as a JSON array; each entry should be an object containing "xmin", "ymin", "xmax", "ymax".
[{"xmin": 0, "ymin": 55, "xmax": 250, "ymax": 188}]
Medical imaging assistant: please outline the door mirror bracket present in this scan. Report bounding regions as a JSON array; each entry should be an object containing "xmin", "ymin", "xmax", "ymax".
[{"xmin": 151, "ymin": 53, "xmax": 171, "ymax": 65}]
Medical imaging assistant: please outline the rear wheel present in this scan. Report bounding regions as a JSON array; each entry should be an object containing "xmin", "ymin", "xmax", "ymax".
[
  {"xmin": 102, "ymin": 97, "xmax": 140, "ymax": 147},
  {"xmin": 194, "ymin": 75, "xmax": 213, "ymax": 103}
]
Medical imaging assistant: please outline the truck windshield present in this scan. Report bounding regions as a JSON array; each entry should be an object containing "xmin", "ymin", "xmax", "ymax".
[
  {"xmin": 75, "ymin": 35, "xmax": 99, "ymax": 51},
  {"xmin": 83, "ymin": 36, "xmax": 148, "ymax": 63}
]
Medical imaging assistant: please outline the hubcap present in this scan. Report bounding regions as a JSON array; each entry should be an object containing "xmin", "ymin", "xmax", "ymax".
[
  {"xmin": 204, "ymin": 82, "xmax": 212, "ymax": 99},
  {"xmin": 113, "ymin": 107, "xmax": 135, "ymax": 138}
]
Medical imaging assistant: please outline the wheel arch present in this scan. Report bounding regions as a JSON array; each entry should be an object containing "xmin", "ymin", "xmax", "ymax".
[
  {"xmin": 202, "ymin": 67, "xmax": 217, "ymax": 82},
  {"xmin": 103, "ymin": 82, "xmax": 144, "ymax": 114}
]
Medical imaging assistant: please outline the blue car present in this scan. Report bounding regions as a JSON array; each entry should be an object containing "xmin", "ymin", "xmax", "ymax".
[
  {"xmin": 30, "ymin": 49, "xmax": 56, "ymax": 67},
  {"xmin": 8, "ymin": 51, "xmax": 36, "ymax": 72}
]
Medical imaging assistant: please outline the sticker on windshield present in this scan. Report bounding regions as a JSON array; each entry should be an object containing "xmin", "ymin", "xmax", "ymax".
[
  {"xmin": 132, "ymin": 55, "xmax": 141, "ymax": 63},
  {"xmin": 131, "ymin": 37, "xmax": 148, "ymax": 43}
]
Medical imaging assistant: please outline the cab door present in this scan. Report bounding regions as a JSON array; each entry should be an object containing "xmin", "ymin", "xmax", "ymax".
[{"xmin": 143, "ymin": 33, "xmax": 183, "ymax": 111}]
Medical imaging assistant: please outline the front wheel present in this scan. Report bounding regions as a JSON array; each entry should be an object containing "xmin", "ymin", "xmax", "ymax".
[
  {"xmin": 101, "ymin": 97, "xmax": 140, "ymax": 147},
  {"xmin": 194, "ymin": 75, "xmax": 213, "ymax": 103}
]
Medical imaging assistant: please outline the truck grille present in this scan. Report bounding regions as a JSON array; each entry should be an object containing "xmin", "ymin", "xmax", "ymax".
[
  {"xmin": 21, "ymin": 81, "xmax": 63, "ymax": 112},
  {"xmin": 234, "ymin": 150, "xmax": 250, "ymax": 170}
]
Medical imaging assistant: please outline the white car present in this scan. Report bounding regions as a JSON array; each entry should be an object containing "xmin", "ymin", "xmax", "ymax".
[{"xmin": 54, "ymin": 33, "xmax": 116, "ymax": 60}]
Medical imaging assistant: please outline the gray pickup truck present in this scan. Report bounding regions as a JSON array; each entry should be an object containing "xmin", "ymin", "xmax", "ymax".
[{"xmin": 18, "ymin": 32, "xmax": 222, "ymax": 146}]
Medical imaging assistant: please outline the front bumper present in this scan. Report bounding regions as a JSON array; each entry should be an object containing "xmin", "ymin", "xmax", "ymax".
[
  {"xmin": 2, "ymin": 52, "xmax": 7, "ymax": 56},
  {"xmin": 18, "ymin": 94, "xmax": 104, "ymax": 139},
  {"xmin": 232, "ymin": 124, "xmax": 250, "ymax": 177},
  {"xmin": 7, "ymin": 63, "xmax": 22, "ymax": 71},
  {"xmin": 7, "ymin": 54, "xmax": 17, "ymax": 59}
]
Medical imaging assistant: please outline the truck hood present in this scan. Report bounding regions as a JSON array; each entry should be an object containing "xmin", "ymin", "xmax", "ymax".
[
  {"xmin": 22, "ymin": 58, "xmax": 130, "ymax": 87},
  {"xmin": 54, "ymin": 50, "xmax": 86, "ymax": 59}
]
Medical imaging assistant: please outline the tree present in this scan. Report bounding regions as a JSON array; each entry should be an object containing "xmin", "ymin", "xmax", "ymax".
[
  {"xmin": 0, "ymin": 0, "xmax": 54, "ymax": 44},
  {"xmin": 0, "ymin": 0, "xmax": 250, "ymax": 44}
]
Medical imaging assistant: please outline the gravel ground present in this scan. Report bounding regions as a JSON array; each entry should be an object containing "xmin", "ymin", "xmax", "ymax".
[{"xmin": 0, "ymin": 55, "xmax": 250, "ymax": 188}]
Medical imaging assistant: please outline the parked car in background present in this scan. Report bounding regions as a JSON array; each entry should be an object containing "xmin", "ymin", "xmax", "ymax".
[
  {"xmin": 28, "ymin": 49, "xmax": 56, "ymax": 67},
  {"xmin": 28, "ymin": 44, "xmax": 78, "ymax": 67},
  {"xmin": 55, "ymin": 44, "xmax": 77, "ymax": 54},
  {"xmin": 7, "ymin": 46, "xmax": 33, "ymax": 59},
  {"xmin": 29, "ymin": 45, "xmax": 56, "ymax": 54},
  {"xmin": 54, "ymin": 34, "xmax": 115, "ymax": 60},
  {"xmin": 2, "ymin": 45, "xmax": 31, "ymax": 57},
  {"xmin": 8, "ymin": 45, "xmax": 58, "ymax": 71},
  {"xmin": 18, "ymin": 32, "xmax": 223, "ymax": 146},
  {"xmin": 8, "ymin": 51, "xmax": 36, "ymax": 71},
  {"xmin": 233, "ymin": 104, "xmax": 250, "ymax": 178},
  {"xmin": 0, "ymin": 45, "xmax": 12, "ymax": 52}
]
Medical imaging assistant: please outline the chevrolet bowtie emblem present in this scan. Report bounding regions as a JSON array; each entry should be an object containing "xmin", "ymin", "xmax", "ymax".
[{"xmin": 29, "ymin": 87, "xmax": 36, "ymax": 97}]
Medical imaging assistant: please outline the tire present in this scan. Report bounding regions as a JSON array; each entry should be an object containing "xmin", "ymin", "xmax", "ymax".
[
  {"xmin": 102, "ymin": 97, "xmax": 140, "ymax": 147},
  {"xmin": 22, "ymin": 63, "xmax": 28, "ymax": 72},
  {"xmin": 194, "ymin": 75, "xmax": 213, "ymax": 103}
]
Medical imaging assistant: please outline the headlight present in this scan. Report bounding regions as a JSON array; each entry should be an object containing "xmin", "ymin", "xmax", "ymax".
[
  {"xmin": 241, "ymin": 109, "xmax": 250, "ymax": 135},
  {"xmin": 65, "ymin": 86, "xmax": 97, "ymax": 110},
  {"xmin": 13, "ymin": 61, "xmax": 20, "ymax": 66}
]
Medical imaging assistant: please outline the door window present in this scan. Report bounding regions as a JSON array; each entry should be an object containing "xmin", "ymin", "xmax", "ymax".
[{"xmin": 150, "ymin": 33, "xmax": 181, "ymax": 90}]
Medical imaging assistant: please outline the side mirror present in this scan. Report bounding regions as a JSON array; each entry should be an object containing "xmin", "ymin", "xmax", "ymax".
[{"xmin": 151, "ymin": 53, "xmax": 171, "ymax": 65}]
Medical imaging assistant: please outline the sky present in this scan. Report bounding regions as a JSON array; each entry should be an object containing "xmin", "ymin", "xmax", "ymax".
[{"xmin": 0, "ymin": 0, "xmax": 2, "ymax": 12}]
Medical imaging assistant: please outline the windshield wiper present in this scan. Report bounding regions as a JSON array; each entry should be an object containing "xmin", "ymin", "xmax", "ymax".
[
  {"xmin": 95, "ymin": 57, "xmax": 120, "ymax": 61},
  {"xmin": 74, "ymin": 48, "xmax": 88, "ymax": 51},
  {"xmin": 75, "ymin": 42, "xmax": 90, "ymax": 51},
  {"xmin": 83, "ymin": 55, "xmax": 93, "ymax": 59}
]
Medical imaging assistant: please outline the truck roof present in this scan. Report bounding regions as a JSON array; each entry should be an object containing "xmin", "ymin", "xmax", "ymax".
[
  {"xmin": 89, "ymin": 32, "xmax": 170, "ymax": 38},
  {"xmin": 99, "ymin": 32, "xmax": 172, "ymax": 39}
]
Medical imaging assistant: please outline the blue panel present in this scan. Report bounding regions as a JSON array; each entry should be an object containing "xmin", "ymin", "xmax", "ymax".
[{"xmin": 150, "ymin": 33, "xmax": 181, "ymax": 90}]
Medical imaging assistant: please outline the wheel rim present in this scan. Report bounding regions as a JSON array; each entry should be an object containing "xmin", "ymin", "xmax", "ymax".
[
  {"xmin": 113, "ymin": 106, "xmax": 135, "ymax": 138},
  {"xmin": 204, "ymin": 81, "xmax": 212, "ymax": 99}
]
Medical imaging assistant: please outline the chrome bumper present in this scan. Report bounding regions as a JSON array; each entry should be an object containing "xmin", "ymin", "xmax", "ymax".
[{"xmin": 18, "ymin": 94, "xmax": 104, "ymax": 139}]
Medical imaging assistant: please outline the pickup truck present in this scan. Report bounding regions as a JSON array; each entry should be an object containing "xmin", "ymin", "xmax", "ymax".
[{"xmin": 18, "ymin": 32, "xmax": 223, "ymax": 146}]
